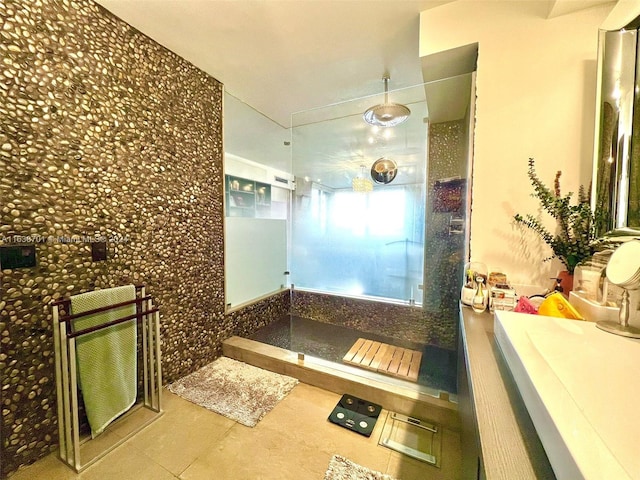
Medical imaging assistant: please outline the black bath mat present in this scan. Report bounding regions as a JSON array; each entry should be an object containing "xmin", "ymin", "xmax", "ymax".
[{"xmin": 328, "ymin": 394, "xmax": 382, "ymax": 437}]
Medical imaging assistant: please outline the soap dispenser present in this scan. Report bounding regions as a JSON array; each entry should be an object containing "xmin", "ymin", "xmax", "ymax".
[
  {"xmin": 472, "ymin": 276, "xmax": 487, "ymax": 313},
  {"xmin": 461, "ymin": 262, "xmax": 487, "ymax": 306}
]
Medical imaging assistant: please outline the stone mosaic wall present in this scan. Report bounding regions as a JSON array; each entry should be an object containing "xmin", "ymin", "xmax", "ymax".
[
  {"xmin": 423, "ymin": 119, "xmax": 468, "ymax": 329},
  {"xmin": 0, "ymin": 1, "xmax": 289, "ymax": 477},
  {"xmin": 290, "ymin": 289, "xmax": 456, "ymax": 350},
  {"xmin": 229, "ymin": 290, "xmax": 291, "ymax": 339}
]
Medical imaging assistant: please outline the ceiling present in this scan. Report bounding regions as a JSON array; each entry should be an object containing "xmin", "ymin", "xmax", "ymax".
[
  {"xmin": 94, "ymin": 0, "xmax": 615, "ymax": 128},
  {"xmin": 95, "ymin": 0, "xmax": 454, "ymax": 127}
]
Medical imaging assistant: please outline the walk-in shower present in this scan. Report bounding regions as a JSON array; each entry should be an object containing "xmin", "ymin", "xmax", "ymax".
[
  {"xmin": 249, "ymin": 315, "xmax": 457, "ymax": 395},
  {"xmin": 224, "ymin": 71, "xmax": 475, "ymax": 398}
]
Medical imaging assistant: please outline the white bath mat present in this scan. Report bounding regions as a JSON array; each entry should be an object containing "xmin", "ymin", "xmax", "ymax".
[
  {"xmin": 323, "ymin": 455, "xmax": 399, "ymax": 480},
  {"xmin": 167, "ymin": 357, "xmax": 298, "ymax": 427}
]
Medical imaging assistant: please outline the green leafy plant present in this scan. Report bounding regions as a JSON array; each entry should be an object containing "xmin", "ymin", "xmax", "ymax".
[{"xmin": 514, "ymin": 158, "xmax": 605, "ymax": 274}]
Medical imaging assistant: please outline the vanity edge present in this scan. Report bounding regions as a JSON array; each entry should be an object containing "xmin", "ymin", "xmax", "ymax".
[{"xmin": 459, "ymin": 306, "xmax": 555, "ymax": 479}]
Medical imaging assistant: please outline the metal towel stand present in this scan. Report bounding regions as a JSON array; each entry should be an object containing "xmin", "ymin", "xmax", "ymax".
[{"xmin": 51, "ymin": 285, "xmax": 163, "ymax": 472}]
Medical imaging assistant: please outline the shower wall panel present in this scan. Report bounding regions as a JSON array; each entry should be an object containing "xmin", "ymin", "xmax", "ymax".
[
  {"xmin": 290, "ymin": 289, "xmax": 456, "ymax": 350},
  {"xmin": 423, "ymin": 120, "xmax": 468, "ymax": 323},
  {"xmin": 289, "ymin": 119, "xmax": 469, "ymax": 354}
]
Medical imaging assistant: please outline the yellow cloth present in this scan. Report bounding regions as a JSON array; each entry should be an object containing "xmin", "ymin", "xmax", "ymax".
[
  {"xmin": 538, "ymin": 292, "xmax": 584, "ymax": 320},
  {"xmin": 71, "ymin": 285, "xmax": 137, "ymax": 437}
]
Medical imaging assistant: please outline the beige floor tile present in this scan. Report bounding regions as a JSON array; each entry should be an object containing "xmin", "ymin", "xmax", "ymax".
[
  {"xmin": 180, "ymin": 383, "xmax": 391, "ymax": 480},
  {"xmin": 8, "ymin": 443, "xmax": 176, "ymax": 480},
  {"xmin": 179, "ymin": 422, "xmax": 334, "ymax": 480},
  {"xmin": 7, "ymin": 452, "xmax": 79, "ymax": 480},
  {"xmin": 257, "ymin": 383, "xmax": 392, "ymax": 473},
  {"xmin": 79, "ymin": 444, "xmax": 177, "ymax": 480},
  {"xmin": 108, "ymin": 403, "xmax": 164, "ymax": 440},
  {"xmin": 9, "ymin": 380, "xmax": 460, "ymax": 480},
  {"xmin": 120, "ymin": 389, "xmax": 236, "ymax": 475}
]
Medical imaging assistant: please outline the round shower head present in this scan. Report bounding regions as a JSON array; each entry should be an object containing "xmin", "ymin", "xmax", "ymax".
[
  {"xmin": 363, "ymin": 103, "xmax": 411, "ymax": 127},
  {"xmin": 363, "ymin": 76, "xmax": 411, "ymax": 127}
]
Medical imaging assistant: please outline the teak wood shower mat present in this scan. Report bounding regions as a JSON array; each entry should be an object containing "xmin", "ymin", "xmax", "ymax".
[{"xmin": 342, "ymin": 338, "xmax": 422, "ymax": 382}]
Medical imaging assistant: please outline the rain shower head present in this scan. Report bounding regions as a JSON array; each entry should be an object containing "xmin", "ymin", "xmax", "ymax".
[{"xmin": 363, "ymin": 76, "xmax": 411, "ymax": 127}]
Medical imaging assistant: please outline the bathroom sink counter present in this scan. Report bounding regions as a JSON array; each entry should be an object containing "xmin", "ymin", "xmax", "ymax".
[
  {"xmin": 495, "ymin": 311, "xmax": 640, "ymax": 479},
  {"xmin": 459, "ymin": 307, "xmax": 555, "ymax": 479}
]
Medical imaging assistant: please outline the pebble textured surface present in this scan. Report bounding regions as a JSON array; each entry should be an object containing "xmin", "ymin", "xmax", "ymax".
[
  {"xmin": 422, "ymin": 119, "xmax": 468, "ymax": 339},
  {"xmin": 290, "ymin": 290, "xmax": 456, "ymax": 350},
  {"xmin": 230, "ymin": 291, "xmax": 291, "ymax": 339},
  {"xmin": 0, "ymin": 1, "xmax": 289, "ymax": 476}
]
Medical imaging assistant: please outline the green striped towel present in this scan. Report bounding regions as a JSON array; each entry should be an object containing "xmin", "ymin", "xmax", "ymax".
[{"xmin": 71, "ymin": 285, "xmax": 137, "ymax": 438}]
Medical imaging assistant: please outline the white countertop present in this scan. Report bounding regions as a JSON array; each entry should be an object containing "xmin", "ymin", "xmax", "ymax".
[{"xmin": 495, "ymin": 311, "xmax": 640, "ymax": 479}]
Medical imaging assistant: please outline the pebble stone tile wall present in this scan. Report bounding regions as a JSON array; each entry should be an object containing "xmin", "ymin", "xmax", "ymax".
[
  {"xmin": 229, "ymin": 290, "xmax": 291, "ymax": 339},
  {"xmin": 0, "ymin": 1, "xmax": 287, "ymax": 476},
  {"xmin": 422, "ymin": 119, "xmax": 468, "ymax": 336},
  {"xmin": 290, "ymin": 289, "xmax": 457, "ymax": 350}
]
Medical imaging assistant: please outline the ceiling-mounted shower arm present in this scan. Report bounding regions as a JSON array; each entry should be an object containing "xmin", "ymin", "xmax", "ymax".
[
  {"xmin": 383, "ymin": 75, "xmax": 390, "ymax": 104},
  {"xmin": 363, "ymin": 74, "xmax": 410, "ymax": 127}
]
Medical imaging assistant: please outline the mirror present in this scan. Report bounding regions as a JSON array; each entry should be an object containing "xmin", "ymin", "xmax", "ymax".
[{"xmin": 594, "ymin": 19, "xmax": 640, "ymax": 237}]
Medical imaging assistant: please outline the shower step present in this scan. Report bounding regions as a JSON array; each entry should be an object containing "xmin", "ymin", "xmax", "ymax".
[
  {"xmin": 343, "ymin": 338, "xmax": 422, "ymax": 383},
  {"xmin": 222, "ymin": 336, "xmax": 459, "ymax": 430}
]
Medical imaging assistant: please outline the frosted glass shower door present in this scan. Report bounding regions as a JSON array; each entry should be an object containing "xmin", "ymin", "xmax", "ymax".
[
  {"xmin": 291, "ymin": 184, "xmax": 425, "ymax": 302},
  {"xmin": 290, "ymin": 83, "xmax": 429, "ymax": 303},
  {"xmin": 225, "ymin": 217, "xmax": 287, "ymax": 308}
]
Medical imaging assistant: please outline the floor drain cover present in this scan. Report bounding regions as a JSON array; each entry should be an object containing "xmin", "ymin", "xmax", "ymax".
[{"xmin": 328, "ymin": 394, "xmax": 382, "ymax": 437}]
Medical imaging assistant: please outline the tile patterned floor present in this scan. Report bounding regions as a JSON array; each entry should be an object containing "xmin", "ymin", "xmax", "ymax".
[{"xmin": 8, "ymin": 383, "xmax": 461, "ymax": 480}]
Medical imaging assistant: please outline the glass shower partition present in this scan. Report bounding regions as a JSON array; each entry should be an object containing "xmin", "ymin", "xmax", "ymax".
[
  {"xmin": 284, "ymin": 76, "xmax": 475, "ymax": 395},
  {"xmin": 291, "ymin": 84, "xmax": 428, "ymax": 304},
  {"xmin": 290, "ymin": 78, "xmax": 473, "ymax": 311}
]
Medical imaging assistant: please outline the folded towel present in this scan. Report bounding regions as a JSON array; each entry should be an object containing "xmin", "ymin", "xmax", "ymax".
[{"xmin": 71, "ymin": 285, "xmax": 137, "ymax": 437}]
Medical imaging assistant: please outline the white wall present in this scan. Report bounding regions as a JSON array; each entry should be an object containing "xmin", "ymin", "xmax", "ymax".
[{"xmin": 420, "ymin": 0, "xmax": 615, "ymax": 286}]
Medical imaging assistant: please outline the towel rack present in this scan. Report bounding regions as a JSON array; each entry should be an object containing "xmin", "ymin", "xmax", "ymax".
[{"xmin": 51, "ymin": 285, "xmax": 163, "ymax": 472}]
